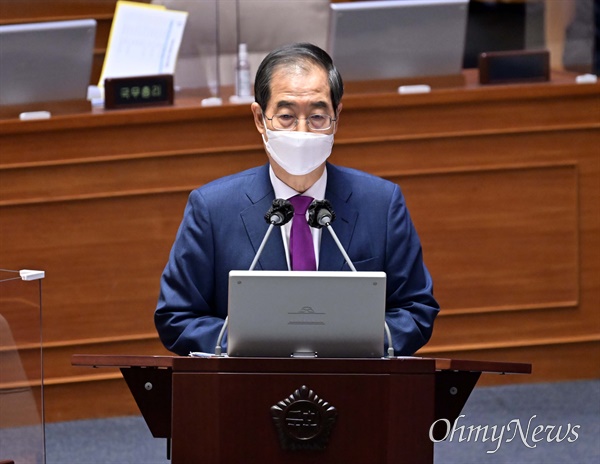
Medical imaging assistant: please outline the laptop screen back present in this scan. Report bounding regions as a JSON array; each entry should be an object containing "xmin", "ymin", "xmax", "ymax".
[
  {"xmin": 0, "ymin": 19, "xmax": 96, "ymax": 106},
  {"xmin": 227, "ymin": 270, "xmax": 387, "ymax": 358},
  {"xmin": 327, "ymin": 0, "xmax": 469, "ymax": 81}
]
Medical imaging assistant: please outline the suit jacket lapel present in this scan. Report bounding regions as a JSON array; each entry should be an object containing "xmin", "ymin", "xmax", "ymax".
[
  {"xmin": 319, "ymin": 165, "xmax": 358, "ymax": 271},
  {"xmin": 240, "ymin": 165, "xmax": 288, "ymax": 271}
]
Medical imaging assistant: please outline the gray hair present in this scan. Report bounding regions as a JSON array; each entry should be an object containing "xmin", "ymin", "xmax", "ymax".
[{"xmin": 254, "ymin": 43, "xmax": 344, "ymax": 113}]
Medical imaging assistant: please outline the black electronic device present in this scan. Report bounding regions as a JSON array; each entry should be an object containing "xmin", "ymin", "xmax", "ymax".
[
  {"xmin": 479, "ymin": 50, "xmax": 550, "ymax": 85},
  {"xmin": 104, "ymin": 74, "xmax": 174, "ymax": 109}
]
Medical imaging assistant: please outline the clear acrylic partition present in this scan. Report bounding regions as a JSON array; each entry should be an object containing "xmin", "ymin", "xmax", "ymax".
[
  {"xmin": 157, "ymin": 0, "xmax": 221, "ymax": 101},
  {"xmin": 545, "ymin": 0, "xmax": 596, "ymax": 73},
  {"xmin": 0, "ymin": 269, "xmax": 45, "ymax": 464}
]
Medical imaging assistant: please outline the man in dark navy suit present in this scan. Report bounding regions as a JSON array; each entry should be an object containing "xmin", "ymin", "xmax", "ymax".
[{"xmin": 155, "ymin": 43, "xmax": 439, "ymax": 356}]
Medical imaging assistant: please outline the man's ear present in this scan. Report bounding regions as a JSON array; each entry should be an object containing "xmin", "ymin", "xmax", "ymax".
[{"xmin": 251, "ymin": 102, "xmax": 266, "ymax": 135}]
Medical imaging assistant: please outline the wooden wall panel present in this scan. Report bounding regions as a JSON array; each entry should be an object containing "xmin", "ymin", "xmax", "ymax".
[
  {"xmin": 0, "ymin": 1, "xmax": 121, "ymax": 20},
  {"xmin": 1, "ymin": 78, "xmax": 599, "ymax": 422},
  {"xmin": 1, "ymin": 196, "xmax": 181, "ymax": 341},
  {"xmin": 389, "ymin": 164, "xmax": 579, "ymax": 314},
  {"xmin": 329, "ymin": 124, "xmax": 599, "ymax": 353},
  {"xmin": 3, "ymin": 0, "xmax": 597, "ymax": 426}
]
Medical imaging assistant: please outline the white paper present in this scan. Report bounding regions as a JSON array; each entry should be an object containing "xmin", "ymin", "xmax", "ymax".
[{"xmin": 99, "ymin": 1, "xmax": 188, "ymax": 86}]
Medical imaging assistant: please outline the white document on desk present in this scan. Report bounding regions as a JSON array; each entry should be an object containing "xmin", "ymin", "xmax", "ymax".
[{"xmin": 98, "ymin": 0, "xmax": 188, "ymax": 86}]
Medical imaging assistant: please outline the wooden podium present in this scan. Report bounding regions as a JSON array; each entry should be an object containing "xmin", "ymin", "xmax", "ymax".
[{"xmin": 72, "ymin": 355, "xmax": 530, "ymax": 463}]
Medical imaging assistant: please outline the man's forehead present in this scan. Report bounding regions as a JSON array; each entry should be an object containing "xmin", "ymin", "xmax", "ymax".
[{"xmin": 268, "ymin": 65, "xmax": 332, "ymax": 108}]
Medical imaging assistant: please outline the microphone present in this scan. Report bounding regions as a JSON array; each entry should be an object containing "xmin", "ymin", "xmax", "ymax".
[
  {"xmin": 307, "ymin": 199, "xmax": 395, "ymax": 358},
  {"xmin": 307, "ymin": 198, "xmax": 336, "ymax": 228},
  {"xmin": 215, "ymin": 198, "xmax": 294, "ymax": 356},
  {"xmin": 308, "ymin": 199, "xmax": 356, "ymax": 272},
  {"xmin": 264, "ymin": 198, "xmax": 295, "ymax": 226},
  {"xmin": 250, "ymin": 198, "xmax": 294, "ymax": 271}
]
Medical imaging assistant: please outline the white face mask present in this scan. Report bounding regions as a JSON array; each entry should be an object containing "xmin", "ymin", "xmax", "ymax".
[{"xmin": 263, "ymin": 128, "xmax": 334, "ymax": 176}]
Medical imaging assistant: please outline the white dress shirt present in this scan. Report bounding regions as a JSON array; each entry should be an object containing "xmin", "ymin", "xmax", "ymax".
[{"xmin": 269, "ymin": 165, "xmax": 327, "ymax": 270}]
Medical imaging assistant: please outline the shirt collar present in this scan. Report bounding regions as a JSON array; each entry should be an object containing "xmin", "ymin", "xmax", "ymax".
[{"xmin": 269, "ymin": 165, "xmax": 327, "ymax": 201}]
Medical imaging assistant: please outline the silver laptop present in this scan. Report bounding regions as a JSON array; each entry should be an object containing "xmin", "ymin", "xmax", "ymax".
[
  {"xmin": 0, "ymin": 19, "xmax": 96, "ymax": 106},
  {"xmin": 227, "ymin": 270, "xmax": 387, "ymax": 358},
  {"xmin": 327, "ymin": 0, "xmax": 469, "ymax": 81}
]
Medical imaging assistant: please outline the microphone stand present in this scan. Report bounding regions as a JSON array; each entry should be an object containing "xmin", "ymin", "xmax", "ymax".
[
  {"xmin": 307, "ymin": 199, "xmax": 356, "ymax": 271},
  {"xmin": 248, "ymin": 223, "xmax": 276, "ymax": 271},
  {"xmin": 320, "ymin": 217, "xmax": 357, "ymax": 272}
]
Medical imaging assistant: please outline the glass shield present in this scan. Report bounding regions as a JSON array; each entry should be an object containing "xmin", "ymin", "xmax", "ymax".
[
  {"xmin": 153, "ymin": 0, "xmax": 221, "ymax": 101},
  {"xmin": 0, "ymin": 269, "xmax": 45, "ymax": 464}
]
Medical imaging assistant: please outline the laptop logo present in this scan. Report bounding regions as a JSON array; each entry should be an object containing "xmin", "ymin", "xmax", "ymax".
[
  {"xmin": 288, "ymin": 306, "xmax": 325, "ymax": 325},
  {"xmin": 289, "ymin": 306, "xmax": 325, "ymax": 315}
]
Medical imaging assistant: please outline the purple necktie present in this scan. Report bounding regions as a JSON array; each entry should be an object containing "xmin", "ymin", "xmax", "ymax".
[{"xmin": 289, "ymin": 195, "xmax": 316, "ymax": 271}]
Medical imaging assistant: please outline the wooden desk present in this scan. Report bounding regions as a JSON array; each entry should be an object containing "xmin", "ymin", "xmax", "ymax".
[
  {"xmin": 1, "ymin": 74, "xmax": 598, "ymax": 421},
  {"xmin": 71, "ymin": 354, "xmax": 531, "ymax": 463}
]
